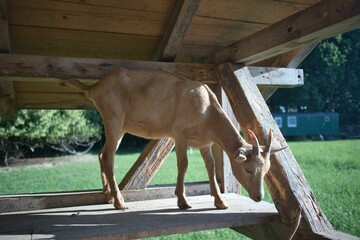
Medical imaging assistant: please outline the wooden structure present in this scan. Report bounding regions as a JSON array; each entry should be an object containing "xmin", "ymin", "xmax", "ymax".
[{"xmin": 0, "ymin": 0, "xmax": 360, "ymax": 239}]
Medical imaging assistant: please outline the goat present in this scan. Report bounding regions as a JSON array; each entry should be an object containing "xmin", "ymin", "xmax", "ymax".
[{"xmin": 69, "ymin": 68, "xmax": 284, "ymax": 210}]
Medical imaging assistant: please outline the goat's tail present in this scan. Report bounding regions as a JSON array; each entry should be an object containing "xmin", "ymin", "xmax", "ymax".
[{"xmin": 68, "ymin": 79, "xmax": 90, "ymax": 92}]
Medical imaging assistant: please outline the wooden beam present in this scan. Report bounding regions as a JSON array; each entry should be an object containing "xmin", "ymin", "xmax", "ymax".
[
  {"xmin": 0, "ymin": 54, "xmax": 218, "ymax": 83},
  {"xmin": 0, "ymin": 0, "xmax": 10, "ymax": 53},
  {"xmin": 213, "ymin": 0, "xmax": 360, "ymax": 64},
  {"xmin": 216, "ymin": 63, "xmax": 334, "ymax": 234},
  {"xmin": 0, "ymin": 182, "xmax": 210, "ymax": 213},
  {"xmin": 258, "ymin": 43, "xmax": 317, "ymax": 100},
  {"xmin": 119, "ymin": 138, "xmax": 175, "ymax": 190},
  {"xmin": 154, "ymin": 0, "xmax": 201, "ymax": 62},
  {"xmin": 0, "ymin": 0, "xmax": 16, "ymax": 120},
  {"xmin": 212, "ymin": 84, "xmax": 241, "ymax": 194},
  {"xmin": 0, "ymin": 54, "xmax": 303, "ymax": 87},
  {"xmin": 0, "ymin": 194, "xmax": 279, "ymax": 239},
  {"xmin": 0, "ymin": 81, "xmax": 16, "ymax": 119}
]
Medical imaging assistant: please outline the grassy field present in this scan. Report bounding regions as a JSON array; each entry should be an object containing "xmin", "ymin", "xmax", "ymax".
[{"xmin": 1, "ymin": 140, "xmax": 359, "ymax": 238}]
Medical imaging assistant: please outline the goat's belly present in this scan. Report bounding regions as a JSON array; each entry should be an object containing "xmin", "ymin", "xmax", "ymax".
[{"xmin": 124, "ymin": 121, "xmax": 173, "ymax": 140}]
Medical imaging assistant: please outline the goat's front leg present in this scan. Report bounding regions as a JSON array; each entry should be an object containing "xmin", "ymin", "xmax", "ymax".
[
  {"xmin": 200, "ymin": 146, "xmax": 228, "ymax": 209},
  {"xmin": 174, "ymin": 138, "xmax": 191, "ymax": 209}
]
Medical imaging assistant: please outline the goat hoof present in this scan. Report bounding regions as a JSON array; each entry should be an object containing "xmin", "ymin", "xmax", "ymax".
[
  {"xmin": 215, "ymin": 199, "xmax": 228, "ymax": 209},
  {"xmin": 114, "ymin": 202, "xmax": 127, "ymax": 210},
  {"xmin": 178, "ymin": 203, "xmax": 192, "ymax": 210}
]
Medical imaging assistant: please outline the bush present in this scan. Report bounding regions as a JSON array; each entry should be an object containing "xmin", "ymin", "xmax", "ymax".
[{"xmin": 0, "ymin": 110, "xmax": 102, "ymax": 165}]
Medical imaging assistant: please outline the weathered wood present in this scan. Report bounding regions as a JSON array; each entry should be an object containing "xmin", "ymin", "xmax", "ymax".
[
  {"xmin": 0, "ymin": 182, "xmax": 210, "ymax": 213},
  {"xmin": 154, "ymin": 0, "xmax": 200, "ymax": 61},
  {"xmin": 0, "ymin": 193, "xmax": 280, "ymax": 239},
  {"xmin": 246, "ymin": 66, "xmax": 303, "ymax": 87},
  {"xmin": 216, "ymin": 63, "xmax": 333, "ymax": 234},
  {"xmin": 119, "ymin": 138, "xmax": 175, "ymax": 190},
  {"xmin": 0, "ymin": 54, "xmax": 218, "ymax": 83},
  {"xmin": 8, "ymin": 0, "xmax": 169, "ymax": 37},
  {"xmin": 213, "ymin": 0, "xmax": 360, "ymax": 64},
  {"xmin": 10, "ymin": 25, "xmax": 160, "ymax": 60},
  {"xmin": 257, "ymin": 43, "xmax": 316, "ymax": 100},
  {"xmin": 0, "ymin": 81, "xmax": 16, "ymax": 119},
  {"xmin": 0, "ymin": 0, "xmax": 10, "ymax": 53},
  {"xmin": 211, "ymin": 84, "xmax": 241, "ymax": 194},
  {"xmin": 0, "ymin": 54, "xmax": 304, "ymax": 86},
  {"xmin": 15, "ymin": 92, "xmax": 94, "ymax": 109}
]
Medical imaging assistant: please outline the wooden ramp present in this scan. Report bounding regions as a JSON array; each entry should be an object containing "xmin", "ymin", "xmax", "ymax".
[{"xmin": 0, "ymin": 193, "xmax": 279, "ymax": 239}]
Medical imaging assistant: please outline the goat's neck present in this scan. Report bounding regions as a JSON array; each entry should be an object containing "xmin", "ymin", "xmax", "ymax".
[{"xmin": 211, "ymin": 114, "xmax": 247, "ymax": 160}]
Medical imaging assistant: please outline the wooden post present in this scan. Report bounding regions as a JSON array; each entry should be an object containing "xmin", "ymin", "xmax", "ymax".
[
  {"xmin": 0, "ymin": 0, "xmax": 16, "ymax": 120},
  {"xmin": 216, "ymin": 63, "xmax": 333, "ymax": 235},
  {"xmin": 211, "ymin": 84, "xmax": 240, "ymax": 194}
]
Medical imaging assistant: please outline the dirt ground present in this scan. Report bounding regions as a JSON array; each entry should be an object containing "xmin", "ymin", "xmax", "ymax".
[{"xmin": 1, "ymin": 155, "xmax": 81, "ymax": 168}]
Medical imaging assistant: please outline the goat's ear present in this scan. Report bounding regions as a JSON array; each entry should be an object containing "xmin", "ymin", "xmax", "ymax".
[
  {"xmin": 270, "ymin": 145, "xmax": 288, "ymax": 155},
  {"xmin": 235, "ymin": 149, "xmax": 247, "ymax": 163}
]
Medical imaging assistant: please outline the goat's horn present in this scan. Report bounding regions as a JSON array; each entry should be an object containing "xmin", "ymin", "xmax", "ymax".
[
  {"xmin": 248, "ymin": 129, "xmax": 260, "ymax": 156},
  {"xmin": 264, "ymin": 129, "xmax": 273, "ymax": 154}
]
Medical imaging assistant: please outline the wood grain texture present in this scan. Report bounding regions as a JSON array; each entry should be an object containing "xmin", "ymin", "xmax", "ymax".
[
  {"xmin": 0, "ymin": 183, "xmax": 210, "ymax": 213},
  {"xmin": 0, "ymin": 194, "xmax": 279, "ymax": 239},
  {"xmin": 216, "ymin": 63, "xmax": 333, "ymax": 234},
  {"xmin": 213, "ymin": 0, "xmax": 360, "ymax": 64},
  {"xmin": 9, "ymin": 25, "xmax": 160, "ymax": 60},
  {"xmin": 154, "ymin": 0, "xmax": 200, "ymax": 61},
  {"xmin": 8, "ymin": 0, "xmax": 169, "ymax": 37},
  {"xmin": 119, "ymin": 138, "xmax": 175, "ymax": 190},
  {"xmin": 0, "ymin": 0, "xmax": 10, "ymax": 53}
]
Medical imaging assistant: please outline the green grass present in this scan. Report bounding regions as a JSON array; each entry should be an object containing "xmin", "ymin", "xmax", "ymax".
[{"xmin": 0, "ymin": 140, "xmax": 359, "ymax": 238}]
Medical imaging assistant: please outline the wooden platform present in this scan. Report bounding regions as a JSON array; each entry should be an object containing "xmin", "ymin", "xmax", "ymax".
[{"xmin": 0, "ymin": 193, "xmax": 279, "ymax": 239}]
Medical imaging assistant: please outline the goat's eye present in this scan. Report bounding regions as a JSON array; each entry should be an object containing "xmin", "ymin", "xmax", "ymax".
[{"xmin": 245, "ymin": 168, "xmax": 255, "ymax": 175}]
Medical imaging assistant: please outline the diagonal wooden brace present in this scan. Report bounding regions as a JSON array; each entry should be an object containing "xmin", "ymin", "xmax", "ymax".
[
  {"xmin": 119, "ymin": 138, "xmax": 175, "ymax": 190},
  {"xmin": 216, "ymin": 62, "xmax": 333, "ymax": 234}
]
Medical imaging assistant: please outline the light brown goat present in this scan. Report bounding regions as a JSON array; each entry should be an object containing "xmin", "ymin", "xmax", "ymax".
[{"xmin": 69, "ymin": 68, "xmax": 283, "ymax": 210}]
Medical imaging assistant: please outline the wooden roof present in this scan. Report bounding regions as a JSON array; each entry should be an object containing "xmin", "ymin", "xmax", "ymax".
[{"xmin": 6, "ymin": 0, "xmax": 320, "ymax": 62}]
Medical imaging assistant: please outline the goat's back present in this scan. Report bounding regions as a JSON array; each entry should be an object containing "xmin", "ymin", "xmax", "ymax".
[{"xmin": 87, "ymin": 69, "xmax": 220, "ymax": 140}]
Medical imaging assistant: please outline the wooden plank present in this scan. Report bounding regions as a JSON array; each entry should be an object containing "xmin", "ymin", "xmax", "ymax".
[
  {"xmin": 184, "ymin": 16, "xmax": 267, "ymax": 47},
  {"xmin": 0, "ymin": 0, "xmax": 10, "ymax": 53},
  {"xmin": 154, "ymin": 0, "xmax": 200, "ymax": 61},
  {"xmin": 0, "ymin": 0, "xmax": 16, "ymax": 120},
  {"xmin": 0, "ymin": 193, "xmax": 280, "ymax": 239},
  {"xmin": 216, "ymin": 63, "xmax": 334, "ymax": 234},
  {"xmin": 0, "ymin": 183, "xmax": 210, "ymax": 213},
  {"xmin": 0, "ymin": 54, "xmax": 303, "ymax": 85},
  {"xmin": 257, "ymin": 43, "xmax": 317, "ymax": 100},
  {"xmin": 119, "ymin": 138, "xmax": 175, "ymax": 190},
  {"xmin": 13, "ymin": 81, "xmax": 79, "ymax": 94},
  {"xmin": 213, "ymin": 0, "xmax": 360, "ymax": 64},
  {"xmin": 0, "ymin": 54, "xmax": 218, "ymax": 83},
  {"xmin": 211, "ymin": 85, "xmax": 241, "ymax": 194},
  {"xmin": 0, "ymin": 80, "xmax": 16, "ymax": 119},
  {"xmin": 15, "ymin": 92, "xmax": 95, "ymax": 109},
  {"xmin": 9, "ymin": 25, "xmax": 160, "ymax": 60},
  {"xmin": 196, "ymin": 0, "xmax": 317, "ymax": 24},
  {"xmin": 53, "ymin": 0, "xmax": 174, "ymax": 13},
  {"xmin": 8, "ymin": 0, "xmax": 169, "ymax": 37},
  {"xmin": 246, "ymin": 66, "xmax": 303, "ymax": 87}
]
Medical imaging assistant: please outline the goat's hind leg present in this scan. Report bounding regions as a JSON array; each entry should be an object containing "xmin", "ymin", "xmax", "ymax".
[
  {"xmin": 99, "ymin": 115, "xmax": 127, "ymax": 209},
  {"xmin": 200, "ymin": 146, "xmax": 228, "ymax": 209}
]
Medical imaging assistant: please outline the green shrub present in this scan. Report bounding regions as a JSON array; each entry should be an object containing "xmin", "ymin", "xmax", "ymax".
[{"xmin": 0, "ymin": 110, "xmax": 102, "ymax": 165}]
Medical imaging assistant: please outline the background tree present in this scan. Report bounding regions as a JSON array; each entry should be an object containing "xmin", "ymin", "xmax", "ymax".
[{"xmin": 268, "ymin": 29, "xmax": 360, "ymax": 131}]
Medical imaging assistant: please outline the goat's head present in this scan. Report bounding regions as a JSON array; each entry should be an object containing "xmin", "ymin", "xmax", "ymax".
[{"xmin": 230, "ymin": 129, "xmax": 285, "ymax": 202}]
